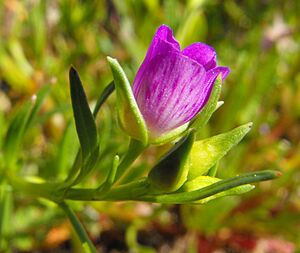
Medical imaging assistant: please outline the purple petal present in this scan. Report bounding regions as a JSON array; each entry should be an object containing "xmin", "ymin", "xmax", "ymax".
[
  {"xmin": 182, "ymin": 43, "xmax": 217, "ymax": 70},
  {"xmin": 135, "ymin": 52, "xmax": 209, "ymax": 137},
  {"xmin": 207, "ymin": 66, "xmax": 230, "ymax": 83},
  {"xmin": 133, "ymin": 25, "xmax": 180, "ymax": 96},
  {"xmin": 220, "ymin": 66, "xmax": 230, "ymax": 80},
  {"xmin": 199, "ymin": 66, "xmax": 231, "ymax": 107},
  {"xmin": 154, "ymin": 24, "xmax": 180, "ymax": 51}
]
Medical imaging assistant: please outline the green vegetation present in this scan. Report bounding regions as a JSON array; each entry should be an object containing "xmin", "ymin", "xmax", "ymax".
[{"xmin": 0, "ymin": 0, "xmax": 299, "ymax": 252}]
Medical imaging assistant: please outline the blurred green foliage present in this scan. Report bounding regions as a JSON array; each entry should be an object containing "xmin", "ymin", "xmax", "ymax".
[{"xmin": 0, "ymin": 0, "xmax": 300, "ymax": 252}]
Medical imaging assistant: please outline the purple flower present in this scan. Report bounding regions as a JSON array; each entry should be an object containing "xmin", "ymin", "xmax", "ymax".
[{"xmin": 132, "ymin": 24, "xmax": 230, "ymax": 139}]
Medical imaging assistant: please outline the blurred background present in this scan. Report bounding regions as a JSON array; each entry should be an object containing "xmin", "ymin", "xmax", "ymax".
[{"xmin": 0, "ymin": 0, "xmax": 300, "ymax": 252}]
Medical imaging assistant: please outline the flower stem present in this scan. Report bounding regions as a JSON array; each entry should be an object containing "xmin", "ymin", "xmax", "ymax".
[
  {"xmin": 59, "ymin": 202, "xmax": 97, "ymax": 253},
  {"xmin": 115, "ymin": 138, "xmax": 147, "ymax": 183},
  {"xmin": 64, "ymin": 170, "xmax": 280, "ymax": 203}
]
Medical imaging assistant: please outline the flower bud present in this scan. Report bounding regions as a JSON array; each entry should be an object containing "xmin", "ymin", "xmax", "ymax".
[{"xmin": 148, "ymin": 132, "xmax": 194, "ymax": 193}]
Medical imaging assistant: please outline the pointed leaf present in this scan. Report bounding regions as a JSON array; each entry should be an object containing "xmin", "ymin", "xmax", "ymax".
[
  {"xmin": 107, "ymin": 57, "xmax": 148, "ymax": 144},
  {"xmin": 188, "ymin": 123, "xmax": 252, "ymax": 180},
  {"xmin": 148, "ymin": 132, "xmax": 194, "ymax": 193},
  {"xmin": 180, "ymin": 176, "xmax": 254, "ymax": 203},
  {"xmin": 64, "ymin": 81, "xmax": 114, "ymax": 184},
  {"xmin": 139, "ymin": 170, "xmax": 280, "ymax": 204},
  {"xmin": 69, "ymin": 67, "xmax": 97, "ymax": 159}
]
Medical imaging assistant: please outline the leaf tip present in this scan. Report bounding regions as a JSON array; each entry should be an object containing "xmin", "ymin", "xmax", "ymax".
[
  {"xmin": 69, "ymin": 66, "xmax": 77, "ymax": 76},
  {"xmin": 249, "ymin": 185, "xmax": 256, "ymax": 190},
  {"xmin": 107, "ymin": 56, "xmax": 116, "ymax": 64},
  {"xmin": 217, "ymin": 100, "xmax": 224, "ymax": 105},
  {"xmin": 114, "ymin": 154, "xmax": 120, "ymax": 163},
  {"xmin": 31, "ymin": 94, "xmax": 37, "ymax": 103}
]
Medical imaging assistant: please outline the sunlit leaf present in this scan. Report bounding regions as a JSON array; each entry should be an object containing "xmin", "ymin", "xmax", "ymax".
[{"xmin": 188, "ymin": 123, "xmax": 252, "ymax": 180}]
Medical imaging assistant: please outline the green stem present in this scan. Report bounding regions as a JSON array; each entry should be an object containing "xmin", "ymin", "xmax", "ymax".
[
  {"xmin": 97, "ymin": 155, "xmax": 119, "ymax": 193},
  {"xmin": 66, "ymin": 179, "xmax": 150, "ymax": 201},
  {"xmin": 6, "ymin": 169, "xmax": 279, "ymax": 204},
  {"xmin": 64, "ymin": 170, "xmax": 279, "ymax": 203},
  {"xmin": 115, "ymin": 139, "xmax": 147, "ymax": 183},
  {"xmin": 0, "ymin": 180, "xmax": 13, "ymax": 252},
  {"xmin": 59, "ymin": 202, "xmax": 98, "ymax": 253},
  {"xmin": 7, "ymin": 173, "xmax": 61, "ymax": 201}
]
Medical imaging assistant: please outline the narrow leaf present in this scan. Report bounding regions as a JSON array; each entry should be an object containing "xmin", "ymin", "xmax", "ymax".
[
  {"xmin": 180, "ymin": 175, "xmax": 254, "ymax": 203},
  {"xmin": 98, "ymin": 155, "xmax": 120, "ymax": 193},
  {"xmin": 140, "ymin": 170, "xmax": 280, "ymax": 204},
  {"xmin": 64, "ymin": 80, "xmax": 114, "ymax": 184},
  {"xmin": 188, "ymin": 123, "xmax": 252, "ymax": 180},
  {"xmin": 69, "ymin": 67, "xmax": 97, "ymax": 159}
]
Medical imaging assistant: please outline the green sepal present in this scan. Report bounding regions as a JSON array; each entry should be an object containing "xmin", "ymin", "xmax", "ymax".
[
  {"xmin": 188, "ymin": 123, "xmax": 252, "ymax": 180},
  {"xmin": 148, "ymin": 132, "xmax": 195, "ymax": 193},
  {"xmin": 180, "ymin": 176, "xmax": 254, "ymax": 203},
  {"xmin": 107, "ymin": 57, "xmax": 148, "ymax": 145},
  {"xmin": 69, "ymin": 67, "xmax": 98, "ymax": 159},
  {"xmin": 216, "ymin": 101, "xmax": 224, "ymax": 111},
  {"xmin": 189, "ymin": 76, "xmax": 222, "ymax": 132},
  {"xmin": 150, "ymin": 123, "xmax": 189, "ymax": 145}
]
